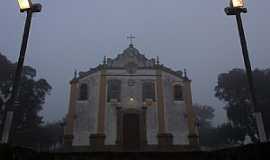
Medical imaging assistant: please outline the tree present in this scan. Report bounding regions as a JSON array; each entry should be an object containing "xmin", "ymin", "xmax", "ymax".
[
  {"xmin": 38, "ymin": 120, "xmax": 65, "ymax": 151},
  {"xmin": 215, "ymin": 68, "xmax": 270, "ymax": 142},
  {"xmin": 193, "ymin": 104, "xmax": 215, "ymax": 128},
  {"xmin": 194, "ymin": 103, "xmax": 254, "ymax": 146},
  {"xmin": 0, "ymin": 52, "xmax": 52, "ymax": 147},
  {"xmin": 193, "ymin": 104, "xmax": 216, "ymax": 146},
  {"xmin": 0, "ymin": 53, "xmax": 13, "ymax": 82}
]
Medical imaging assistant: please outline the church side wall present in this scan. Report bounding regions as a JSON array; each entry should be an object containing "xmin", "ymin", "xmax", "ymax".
[
  {"xmin": 73, "ymin": 72, "xmax": 100, "ymax": 146},
  {"xmin": 162, "ymin": 71, "xmax": 189, "ymax": 144}
]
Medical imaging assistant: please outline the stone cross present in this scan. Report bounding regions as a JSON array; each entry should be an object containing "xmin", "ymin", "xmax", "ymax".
[{"xmin": 127, "ymin": 34, "xmax": 136, "ymax": 45}]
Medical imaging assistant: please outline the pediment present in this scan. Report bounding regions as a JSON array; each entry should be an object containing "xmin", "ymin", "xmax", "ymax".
[{"xmin": 107, "ymin": 44, "xmax": 155, "ymax": 68}]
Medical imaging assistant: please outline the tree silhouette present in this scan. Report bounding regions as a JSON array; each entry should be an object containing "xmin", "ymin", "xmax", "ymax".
[
  {"xmin": 0, "ymin": 52, "xmax": 52, "ymax": 147},
  {"xmin": 215, "ymin": 68, "xmax": 270, "ymax": 141}
]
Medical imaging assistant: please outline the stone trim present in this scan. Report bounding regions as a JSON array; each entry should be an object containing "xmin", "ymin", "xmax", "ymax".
[
  {"xmin": 183, "ymin": 79, "xmax": 199, "ymax": 145},
  {"xmin": 96, "ymin": 69, "xmax": 107, "ymax": 135},
  {"xmin": 72, "ymin": 65, "xmax": 184, "ymax": 82},
  {"xmin": 188, "ymin": 134, "xmax": 199, "ymax": 146},
  {"xmin": 64, "ymin": 81, "xmax": 78, "ymax": 146},
  {"xmin": 156, "ymin": 68, "xmax": 167, "ymax": 134},
  {"xmin": 89, "ymin": 133, "xmax": 106, "ymax": 147},
  {"xmin": 63, "ymin": 135, "xmax": 73, "ymax": 147},
  {"xmin": 157, "ymin": 133, "xmax": 173, "ymax": 146}
]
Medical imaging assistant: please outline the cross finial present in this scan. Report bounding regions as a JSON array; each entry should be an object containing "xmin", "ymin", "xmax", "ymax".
[
  {"xmin": 103, "ymin": 56, "xmax": 107, "ymax": 64},
  {"xmin": 127, "ymin": 34, "xmax": 136, "ymax": 45},
  {"xmin": 184, "ymin": 68, "xmax": 187, "ymax": 78},
  {"xmin": 74, "ymin": 69, "xmax": 77, "ymax": 79}
]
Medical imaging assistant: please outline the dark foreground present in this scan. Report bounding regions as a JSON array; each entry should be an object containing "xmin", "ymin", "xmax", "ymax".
[{"xmin": 0, "ymin": 142, "xmax": 269, "ymax": 160}]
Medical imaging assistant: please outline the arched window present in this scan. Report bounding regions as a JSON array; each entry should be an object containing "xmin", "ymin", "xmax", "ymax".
[
  {"xmin": 107, "ymin": 79, "xmax": 121, "ymax": 102},
  {"xmin": 174, "ymin": 84, "xmax": 183, "ymax": 101},
  {"xmin": 79, "ymin": 84, "xmax": 88, "ymax": 100},
  {"xmin": 142, "ymin": 81, "xmax": 155, "ymax": 101}
]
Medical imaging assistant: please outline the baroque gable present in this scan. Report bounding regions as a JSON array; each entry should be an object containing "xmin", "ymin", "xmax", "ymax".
[
  {"xmin": 72, "ymin": 44, "xmax": 185, "ymax": 82},
  {"xmin": 107, "ymin": 44, "xmax": 155, "ymax": 68}
]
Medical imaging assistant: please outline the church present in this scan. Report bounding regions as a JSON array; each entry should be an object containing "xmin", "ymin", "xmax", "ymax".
[{"xmin": 64, "ymin": 40, "xmax": 199, "ymax": 149}]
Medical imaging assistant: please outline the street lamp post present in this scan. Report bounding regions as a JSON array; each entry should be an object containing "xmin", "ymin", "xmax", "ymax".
[
  {"xmin": 225, "ymin": 0, "xmax": 267, "ymax": 142},
  {"xmin": 0, "ymin": 0, "xmax": 42, "ymax": 144}
]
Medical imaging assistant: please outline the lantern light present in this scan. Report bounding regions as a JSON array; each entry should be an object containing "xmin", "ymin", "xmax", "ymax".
[
  {"xmin": 225, "ymin": 0, "xmax": 247, "ymax": 15},
  {"xmin": 129, "ymin": 97, "xmax": 135, "ymax": 102},
  {"xmin": 17, "ymin": 0, "xmax": 32, "ymax": 11},
  {"xmin": 231, "ymin": 0, "xmax": 245, "ymax": 8}
]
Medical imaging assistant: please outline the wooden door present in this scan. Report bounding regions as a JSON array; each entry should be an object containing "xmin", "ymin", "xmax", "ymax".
[{"xmin": 123, "ymin": 113, "xmax": 140, "ymax": 149}]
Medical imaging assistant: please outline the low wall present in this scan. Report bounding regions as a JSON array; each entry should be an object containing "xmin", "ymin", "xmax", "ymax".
[{"xmin": 1, "ymin": 142, "xmax": 269, "ymax": 160}]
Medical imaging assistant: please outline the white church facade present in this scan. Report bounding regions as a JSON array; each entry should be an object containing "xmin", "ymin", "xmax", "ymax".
[{"xmin": 64, "ymin": 43, "xmax": 199, "ymax": 148}]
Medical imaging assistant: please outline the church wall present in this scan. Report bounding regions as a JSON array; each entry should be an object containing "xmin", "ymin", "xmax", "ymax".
[
  {"xmin": 146, "ymin": 106, "xmax": 158, "ymax": 144},
  {"xmin": 71, "ymin": 68, "xmax": 189, "ymax": 146},
  {"xmin": 104, "ymin": 102, "xmax": 117, "ymax": 145},
  {"xmin": 104, "ymin": 69, "xmax": 159, "ymax": 145},
  {"xmin": 162, "ymin": 71, "xmax": 189, "ymax": 144},
  {"xmin": 73, "ymin": 71, "xmax": 100, "ymax": 146},
  {"xmin": 68, "ymin": 44, "xmax": 194, "ymax": 146}
]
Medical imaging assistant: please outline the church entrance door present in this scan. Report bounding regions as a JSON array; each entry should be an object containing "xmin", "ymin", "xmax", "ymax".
[
  {"xmin": 123, "ymin": 113, "xmax": 140, "ymax": 149},
  {"xmin": 116, "ymin": 108, "xmax": 147, "ymax": 150}
]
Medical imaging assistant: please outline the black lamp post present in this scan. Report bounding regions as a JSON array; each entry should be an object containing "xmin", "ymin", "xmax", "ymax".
[
  {"xmin": 225, "ymin": 0, "xmax": 267, "ymax": 142},
  {"xmin": 1, "ymin": 0, "xmax": 42, "ymax": 144}
]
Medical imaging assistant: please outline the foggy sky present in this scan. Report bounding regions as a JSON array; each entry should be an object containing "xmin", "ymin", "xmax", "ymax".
[{"xmin": 1, "ymin": 0, "xmax": 270, "ymax": 125}]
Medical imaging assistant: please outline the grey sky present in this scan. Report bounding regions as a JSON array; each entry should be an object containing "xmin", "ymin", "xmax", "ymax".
[{"xmin": 1, "ymin": 0, "xmax": 270, "ymax": 125}]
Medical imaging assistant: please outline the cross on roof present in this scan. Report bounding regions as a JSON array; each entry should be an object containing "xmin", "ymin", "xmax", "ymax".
[{"xmin": 127, "ymin": 34, "xmax": 136, "ymax": 45}]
